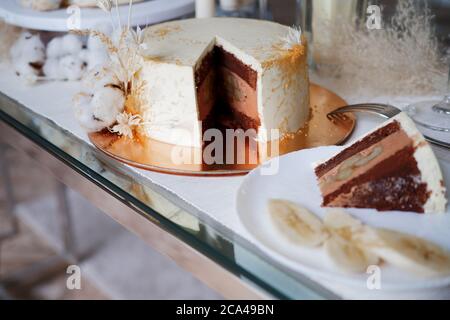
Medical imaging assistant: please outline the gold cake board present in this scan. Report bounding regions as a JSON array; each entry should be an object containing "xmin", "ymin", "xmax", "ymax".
[{"xmin": 89, "ymin": 84, "xmax": 356, "ymax": 176}]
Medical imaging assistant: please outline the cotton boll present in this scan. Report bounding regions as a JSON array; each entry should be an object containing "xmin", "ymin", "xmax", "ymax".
[
  {"xmin": 10, "ymin": 32, "xmax": 45, "ymax": 65},
  {"xmin": 10, "ymin": 32, "xmax": 48, "ymax": 84},
  {"xmin": 14, "ymin": 61, "xmax": 37, "ymax": 79},
  {"xmin": 13, "ymin": 58, "xmax": 40, "ymax": 77},
  {"xmin": 43, "ymin": 58, "xmax": 63, "ymax": 80},
  {"xmin": 78, "ymin": 48, "xmax": 90, "ymax": 62},
  {"xmin": 78, "ymin": 48, "xmax": 109, "ymax": 72},
  {"xmin": 91, "ymin": 87, "xmax": 125, "ymax": 127},
  {"xmin": 13, "ymin": 59, "xmax": 40, "ymax": 85},
  {"xmin": 73, "ymin": 94, "xmax": 107, "ymax": 132},
  {"xmin": 61, "ymin": 34, "xmax": 83, "ymax": 56},
  {"xmin": 46, "ymin": 37, "xmax": 63, "ymax": 58},
  {"xmin": 10, "ymin": 32, "xmax": 32, "ymax": 59},
  {"xmin": 82, "ymin": 65, "xmax": 120, "ymax": 93},
  {"xmin": 48, "ymin": 34, "xmax": 82, "ymax": 59},
  {"xmin": 73, "ymin": 91, "xmax": 92, "ymax": 108},
  {"xmin": 59, "ymin": 55, "xmax": 86, "ymax": 81},
  {"xmin": 21, "ymin": 34, "xmax": 45, "ymax": 64},
  {"xmin": 87, "ymin": 49, "xmax": 110, "ymax": 70}
]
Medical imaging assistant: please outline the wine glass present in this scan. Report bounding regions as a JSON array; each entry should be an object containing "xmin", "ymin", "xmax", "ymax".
[{"xmin": 406, "ymin": 67, "xmax": 450, "ymax": 134}]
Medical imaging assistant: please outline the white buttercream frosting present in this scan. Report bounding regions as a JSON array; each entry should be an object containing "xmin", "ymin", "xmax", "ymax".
[{"xmin": 394, "ymin": 112, "xmax": 447, "ymax": 213}]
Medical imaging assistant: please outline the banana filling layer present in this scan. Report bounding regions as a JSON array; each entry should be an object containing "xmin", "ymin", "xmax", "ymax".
[{"xmin": 318, "ymin": 130, "xmax": 413, "ymax": 196}]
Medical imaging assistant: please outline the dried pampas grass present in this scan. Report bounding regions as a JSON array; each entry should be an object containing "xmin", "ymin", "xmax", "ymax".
[{"xmin": 313, "ymin": 0, "xmax": 448, "ymax": 97}]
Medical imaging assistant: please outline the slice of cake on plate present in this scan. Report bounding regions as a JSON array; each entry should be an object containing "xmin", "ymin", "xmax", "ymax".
[{"xmin": 314, "ymin": 112, "xmax": 447, "ymax": 213}]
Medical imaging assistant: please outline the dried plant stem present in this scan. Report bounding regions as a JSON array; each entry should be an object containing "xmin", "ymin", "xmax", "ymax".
[
  {"xmin": 115, "ymin": 0, "xmax": 122, "ymax": 31},
  {"xmin": 127, "ymin": 0, "xmax": 134, "ymax": 30},
  {"xmin": 72, "ymin": 29, "xmax": 117, "ymax": 53}
]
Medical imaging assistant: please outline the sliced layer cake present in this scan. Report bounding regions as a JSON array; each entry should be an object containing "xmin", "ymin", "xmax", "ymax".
[
  {"xmin": 137, "ymin": 18, "xmax": 310, "ymax": 155},
  {"xmin": 315, "ymin": 112, "xmax": 447, "ymax": 213}
]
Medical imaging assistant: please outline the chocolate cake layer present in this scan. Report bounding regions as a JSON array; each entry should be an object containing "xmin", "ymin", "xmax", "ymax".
[
  {"xmin": 195, "ymin": 46, "xmax": 257, "ymax": 89},
  {"xmin": 215, "ymin": 46, "xmax": 257, "ymax": 89},
  {"xmin": 195, "ymin": 44, "xmax": 260, "ymax": 141},
  {"xmin": 216, "ymin": 108, "xmax": 261, "ymax": 131},
  {"xmin": 315, "ymin": 121, "xmax": 401, "ymax": 178},
  {"xmin": 201, "ymin": 106, "xmax": 259, "ymax": 169},
  {"xmin": 323, "ymin": 145, "xmax": 429, "ymax": 212},
  {"xmin": 196, "ymin": 69, "xmax": 216, "ymax": 120}
]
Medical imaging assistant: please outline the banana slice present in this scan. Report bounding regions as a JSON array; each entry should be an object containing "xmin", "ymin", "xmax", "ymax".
[
  {"xmin": 324, "ymin": 210, "xmax": 380, "ymax": 246},
  {"xmin": 367, "ymin": 229, "xmax": 450, "ymax": 277},
  {"xmin": 323, "ymin": 210, "xmax": 363, "ymax": 240},
  {"xmin": 325, "ymin": 234, "xmax": 380, "ymax": 273},
  {"xmin": 268, "ymin": 201, "xmax": 450, "ymax": 276},
  {"xmin": 324, "ymin": 210, "xmax": 362, "ymax": 230},
  {"xmin": 268, "ymin": 199, "xmax": 328, "ymax": 247}
]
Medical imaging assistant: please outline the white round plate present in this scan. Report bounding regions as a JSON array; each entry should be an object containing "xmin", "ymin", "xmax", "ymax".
[
  {"xmin": 0, "ymin": 0, "xmax": 194, "ymax": 32},
  {"xmin": 237, "ymin": 135, "xmax": 450, "ymax": 291}
]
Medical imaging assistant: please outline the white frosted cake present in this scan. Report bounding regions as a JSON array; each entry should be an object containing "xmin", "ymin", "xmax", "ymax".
[{"xmin": 136, "ymin": 18, "xmax": 310, "ymax": 150}]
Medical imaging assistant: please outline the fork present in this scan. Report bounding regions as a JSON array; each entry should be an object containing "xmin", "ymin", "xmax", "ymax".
[
  {"xmin": 327, "ymin": 103, "xmax": 450, "ymax": 149},
  {"xmin": 327, "ymin": 103, "xmax": 401, "ymax": 120}
]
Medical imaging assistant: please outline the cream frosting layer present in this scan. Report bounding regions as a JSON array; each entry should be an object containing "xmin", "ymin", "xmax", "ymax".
[{"xmin": 396, "ymin": 113, "xmax": 447, "ymax": 213}]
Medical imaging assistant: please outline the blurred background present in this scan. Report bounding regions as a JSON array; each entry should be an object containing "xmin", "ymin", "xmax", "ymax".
[{"xmin": 1, "ymin": 0, "xmax": 449, "ymax": 299}]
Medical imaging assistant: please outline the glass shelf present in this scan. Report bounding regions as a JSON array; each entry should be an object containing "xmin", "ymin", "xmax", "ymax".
[{"xmin": 0, "ymin": 92, "xmax": 338, "ymax": 299}]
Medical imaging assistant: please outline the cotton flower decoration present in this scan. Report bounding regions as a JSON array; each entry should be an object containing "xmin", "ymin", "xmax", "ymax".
[
  {"xmin": 81, "ymin": 65, "xmax": 120, "ymax": 93},
  {"xmin": 11, "ymin": 32, "xmax": 91, "ymax": 83},
  {"xmin": 42, "ymin": 34, "xmax": 86, "ymax": 81},
  {"xmin": 281, "ymin": 25, "xmax": 302, "ymax": 50},
  {"xmin": 73, "ymin": 93, "xmax": 107, "ymax": 132},
  {"xmin": 91, "ymin": 87, "xmax": 126, "ymax": 126},
  {"xmin": 72, "ymin": 0, "xmax": 145, "ymax": 135},
  {"xmin": 10, "ymin": 32, "xmax": 46, "ymax": 84},
  {"xmin": 73, "ymin": 86, "xmax": 125, "ymax": 132},
  {"xmin": 58, "ymin": 55, "xmax": 85, "ymax": 81},
  {"xmin": 110, "ymin": 112, "xmax": 142, "ymax": 138}
]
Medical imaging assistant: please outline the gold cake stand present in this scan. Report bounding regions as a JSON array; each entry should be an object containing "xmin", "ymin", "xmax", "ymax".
[{"xmin": 89, "ymin": 84, "xmax": 355, "ymax": 176}]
